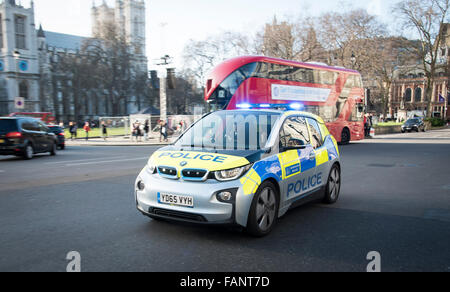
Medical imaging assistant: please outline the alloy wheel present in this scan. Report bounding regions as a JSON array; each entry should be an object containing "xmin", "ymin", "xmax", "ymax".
[{"xmin": 256, "ymin": 188, "xmax": 276, "ymax": 232}]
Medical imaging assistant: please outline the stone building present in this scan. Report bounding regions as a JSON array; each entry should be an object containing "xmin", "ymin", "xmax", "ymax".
[
  {"xmin": 389, "ymin": 24, "xmax": 450, "ymax": 120},
  {"xmin": 0, "ymin": 0, "xmax": 149, "ymax": 123}
]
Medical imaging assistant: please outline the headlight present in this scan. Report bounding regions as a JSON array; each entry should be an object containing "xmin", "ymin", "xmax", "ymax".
[{"xmin": 214, "ymin": 164, "xmax": 253, "ymax": 182}]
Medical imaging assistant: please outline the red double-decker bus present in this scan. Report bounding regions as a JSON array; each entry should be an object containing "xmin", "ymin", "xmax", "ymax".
[
  {"xmin": 9, "ymin": 112, "xmax": 56, "ymax": 124},
  {"xmin": 204, "ymin": 56, "xmax": 365, "ymax": 143}
]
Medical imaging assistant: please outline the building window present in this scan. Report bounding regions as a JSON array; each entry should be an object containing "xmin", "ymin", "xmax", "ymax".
[
  {"xmin": 19, "ymin": 81, "xmax": 28, "ymax": 99},
  {"xmin": 414, "ymin": 87, "xmax": 422, "ymax": 102},
  {"xmin": 15, "ymin": 15, "xmax": 26, "ymax": 49},
  {"xmin": 405, "ymin": 88, "xmax": 412, "ymax": 102}
]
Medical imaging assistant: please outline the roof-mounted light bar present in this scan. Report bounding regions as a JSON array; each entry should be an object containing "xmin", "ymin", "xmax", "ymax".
[{"xmin": 236, "ymin": 103, "xmax": 305, "ymax": 111}]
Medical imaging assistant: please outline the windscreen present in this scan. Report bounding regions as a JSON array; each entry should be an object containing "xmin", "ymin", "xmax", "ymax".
[
  {"xmin": 0, "ymin": 120, "xmax": 18, "ymax": 134},
  {"xmin": 175, "ymin": 111, "xmax": 281, "ymax": 151}
]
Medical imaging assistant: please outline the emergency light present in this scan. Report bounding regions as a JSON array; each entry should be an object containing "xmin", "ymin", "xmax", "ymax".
[{"xmin": 236, "ymin": 103, "xmax": 305, "ymax": 111}]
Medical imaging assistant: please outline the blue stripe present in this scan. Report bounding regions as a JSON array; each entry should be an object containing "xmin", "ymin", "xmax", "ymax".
[{"xmin": 301, "ymin": 157, "xmax": 316, "ymax": 172}]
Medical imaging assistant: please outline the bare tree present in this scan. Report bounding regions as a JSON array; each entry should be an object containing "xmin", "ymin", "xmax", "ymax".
[
  {"xmin": 394, "ymin": 0, "xmax": 450, "ymax": 117},
  {"xmin": 318, "ymin": 9, "xmax": 387, "ymax": 72}
]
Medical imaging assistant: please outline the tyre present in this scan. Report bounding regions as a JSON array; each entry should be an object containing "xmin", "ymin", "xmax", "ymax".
[
  {"xmin": 401, "ymin": 130, "xmax": 406, "ymax": 133},
  {"xmin": 340, "ymin": 128, "xmax": 351, "ymax": 145},
  {"xmin": 323, "ymin": 164, "xmax": 341, "ymax": 204},
  {"xmin": 59, "ymin": 144, "xmax": 65, "ymax": 150},
  {"xmin": 23, "ymin": 144, "xmax": 34, "ymax": 160},
  {"xmin": 246, "ymin": 181, "xmax": 279, "ymax": 237},
  {"xmin": 50, "ymin": 143, "xmax": 57, "ymax": 156}
]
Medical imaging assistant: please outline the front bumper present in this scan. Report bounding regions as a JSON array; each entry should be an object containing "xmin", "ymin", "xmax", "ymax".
[{"xmin": 135, "ymin": 168, "xmax": 251, "ymax": 227}]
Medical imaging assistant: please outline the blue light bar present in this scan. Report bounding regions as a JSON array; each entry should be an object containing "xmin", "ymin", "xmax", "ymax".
[
  {"xmin": 236, "ymin": 103, "xmax": 252, "ymax": 109},
  {"xmin": 289, "ymin": 103, "xmax": 304, "ymax": 110},
  {"xmin": 236, "ymin": 103, "xmax": 305, "ymax": 111}
]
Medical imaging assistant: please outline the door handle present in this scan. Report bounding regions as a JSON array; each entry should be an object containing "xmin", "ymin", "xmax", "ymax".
[{"xmin": 309, "ymin": 152, "xmax": 316, "ymax": 161}]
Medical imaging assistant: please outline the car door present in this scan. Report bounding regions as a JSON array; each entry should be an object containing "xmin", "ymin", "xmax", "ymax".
[
  {"xmin": 38, "ymin": 122, "xmax": 53, "ymax": 151},
  {"xmin": 306, "ymin": 117, "xmax": 328, "ymax": 190},
  {"xmin": 278, "ymin": 116, "xmax": 316, "ymax": 201},
  {"xmin": 30, "ymin": 119, "xmax": 46, "ymax": 152}
]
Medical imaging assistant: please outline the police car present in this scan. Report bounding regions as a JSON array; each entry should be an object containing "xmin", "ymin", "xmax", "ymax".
[{"xmin": 135, "ymin": 108, "xmax": 341, "ymax": 236}]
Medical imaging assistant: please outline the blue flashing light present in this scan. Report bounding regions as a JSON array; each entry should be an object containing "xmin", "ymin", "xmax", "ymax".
[
  {"xmin": 236, "ymin": 103, "xmax": 252, "ymax": 109},
  {"xmin": 289, "ymin": 103, "xmax": 304, "ymax": 110},
  {"xmin": 259, "ymin": 104, "xmax": 271, "ymax": 108}
]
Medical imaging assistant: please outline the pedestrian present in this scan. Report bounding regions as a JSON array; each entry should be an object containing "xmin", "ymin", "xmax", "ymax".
[
  {"xmin": 144, "ymin": 120, "xmax": 150, "ymax": 141},
  {"xmin": 364, "ymin": 114, "xmax": 370, "ymax": 137},
  {"xmin": 161, "ymin": 121, "xmax": 168, "ymax": 142},
  {"xmin": 158, "ymin": 120, "xmax": 163, "ymax": 142},
  {"xmin": 83, "ymin": 122, "xmax": 91, "ymax": 141},
  {"xmin": 102, "ymin": 121, "xmax": 108, "ymax": 141},
  {"xmin": 69, "ymin": 122, "xmax": 76, "ymax": 141},
  {"xmin": 132, "ymin": 122, "xmax": 141, "ymax": 142}
]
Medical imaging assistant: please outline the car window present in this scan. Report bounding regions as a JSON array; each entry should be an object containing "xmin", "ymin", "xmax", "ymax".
[
  {"xmin": 38, "ymin": 122, "xmax": 49, "ymax": 132},
  {"xmin": 0, "ymin": 119, "xmax": 19, "ymax": 134},
  {"xmin": 30, "ymin": 120, "xmax": 41, "ymax": 132},
  {"xmin": 279, "ymin": 116, "xmax": 310, "ymax": 150},
  {"xmin": 307, "ymin": 118, "xmax": 323, "ymax": 149}
]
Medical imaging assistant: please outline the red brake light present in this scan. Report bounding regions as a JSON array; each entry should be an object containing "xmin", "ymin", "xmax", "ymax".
[
  {"xmin": 59, "ymin": 133, "xmax": 65, "ymax": 136},
  {"xmin": 6, "ymin": 132, "xmax": 22, "ymax": 138}
]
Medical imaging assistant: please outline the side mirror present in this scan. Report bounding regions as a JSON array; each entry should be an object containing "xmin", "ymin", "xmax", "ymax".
[{"xmin": 280, "ymin": 145, "xmax": 307, "ymax": 152}]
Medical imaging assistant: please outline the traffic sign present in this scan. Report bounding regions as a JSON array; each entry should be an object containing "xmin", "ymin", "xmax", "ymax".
[{"xmin": 15, "ymin": 97, "xmax": 25, "ymax": 109}]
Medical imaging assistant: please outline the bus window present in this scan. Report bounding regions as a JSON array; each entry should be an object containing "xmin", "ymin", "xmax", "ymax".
[{"xmin": 208, "ymin": 62, "xmax": 258, "ymax": 110}]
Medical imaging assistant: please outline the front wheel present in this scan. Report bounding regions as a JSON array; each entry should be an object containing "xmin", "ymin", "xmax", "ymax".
[
  {"xmin": 50, "ymin": 143, "xmax": 57, "ymax": 156},
  {"xmin": 323, "ymin": 164, "xmax": 341, "ymax": 204},
  {"xmin": 246, "ymin": 181, "xmax": 279, "ymax": 237},
  {"xmin": 341, "ymin": 128, "xmax": 350, "ymax": 145}
]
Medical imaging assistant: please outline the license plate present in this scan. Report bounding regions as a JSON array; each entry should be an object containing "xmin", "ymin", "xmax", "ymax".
[
  {"xmin": 0, "ymin": 139, "xmax": 4, "ymax": 144},
  {"xmin": 158, "ymin": 193, "xmax": 194, "ymax": 208}
]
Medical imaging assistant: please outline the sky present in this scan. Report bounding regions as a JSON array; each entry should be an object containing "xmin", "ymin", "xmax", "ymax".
[{"xmin": 28, "ymin": 0, "xmax": 401, "ymax": 71}]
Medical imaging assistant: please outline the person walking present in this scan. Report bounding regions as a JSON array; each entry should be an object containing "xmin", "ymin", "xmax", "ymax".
[
  {"xmin": 69, "ymin": 122, "xmax": 76, "ymax": 141},
  {"xmin": 132, "ymin": 122, "xmax": 141, "ymax": 142},
  {"xmin": 160, "ymin": 121, "xmax": 168, "ymax": 142},
  {"xmin": 364, "ymin": 114, "xmax": 369, "ymax": 138},
  {"xmin": 144, "ymin": 120, "xmax": 150, "ymax": 141},
  {"xmin": 101, "ymin": 121, "xmax": 108, "ymax": 141},
  {"xmin": 83, "ymin": 122, "xmax": 91, "ymax": 141}
]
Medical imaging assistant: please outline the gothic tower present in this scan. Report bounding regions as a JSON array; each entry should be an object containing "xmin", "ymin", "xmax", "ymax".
[
  {"xmin": 92, "ymin": 0, "xmax": 147, "ymax": 72},
  {"xmin": 0, "ymin": 0, "xmax": 39, "ymax": 115}
]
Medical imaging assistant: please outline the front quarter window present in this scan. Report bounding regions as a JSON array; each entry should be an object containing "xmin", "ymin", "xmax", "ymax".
[{"xmin": 279, "ymin": 116, "xmax": 310, "ymax": 150}]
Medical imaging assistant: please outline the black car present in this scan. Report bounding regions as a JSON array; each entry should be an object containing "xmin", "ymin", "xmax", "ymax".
[
  {"xmin": 0, "ymin": 117, "xmax": 58, "ymax": 160},
  {"xmin": 48, "ymin": 125, "xmax": 65, "ymax": 150},
  {"xmin": 402, "ymin": 118, "xmax": 426, "ymax": 133}
]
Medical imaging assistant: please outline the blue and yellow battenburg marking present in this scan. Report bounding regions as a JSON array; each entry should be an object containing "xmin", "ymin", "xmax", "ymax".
[{"xmin": 240, "ymin": 135, "xmax": 340, "ymax": 197}]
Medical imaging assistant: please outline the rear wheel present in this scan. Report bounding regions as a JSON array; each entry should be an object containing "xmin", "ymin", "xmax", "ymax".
[
  {"xmin": 246, "ymin": 181, "xmax": 279, "ymax": 237},
  {"xmin": 341, "ymin": 128, "xmax": 351, "ymax": 145},
  {"xmin": 50, "ymin": 143, "xmax": 57, "ymax": 156},
  {"xmin": 323, "ymin": 164, "xmax": 341, "ymax": 204},
  {"xmin": 23, "ymin": 144, "xmax": 34, "ymax": 160}
]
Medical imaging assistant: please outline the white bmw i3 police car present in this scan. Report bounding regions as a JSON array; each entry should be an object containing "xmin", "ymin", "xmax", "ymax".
[{"xmin": 135, "ymin": 109, "xmax": 341, "ymax": 236}]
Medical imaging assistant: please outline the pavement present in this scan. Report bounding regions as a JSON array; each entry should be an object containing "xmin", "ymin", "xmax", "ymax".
[
  {"xmin": 65, "ymin": 135, "xmax": 175, "ymax": 147},
  {"xmin": 0, "ymin": 128, "xmax": 449, "ymax": 272}
]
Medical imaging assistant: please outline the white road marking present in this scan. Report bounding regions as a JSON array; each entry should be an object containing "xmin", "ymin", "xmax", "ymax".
[
  {"xmin": 44, "ymin": 157, "xmax": 125, "ymax": 165},
  {"xmin": 65, "ymin": 157, "xmax": 148, "ymax": 166},
  {"xmin": 0, "ymin": 170, "xmax": 4, "ymax": 173}
]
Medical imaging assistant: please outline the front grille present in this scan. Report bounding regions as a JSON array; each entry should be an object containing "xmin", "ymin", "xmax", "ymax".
[
  {"xmin": 182, "ymin": 169, "xmax": 207, "ymax": 179},
  {"xmin": 158, "ymin": 166, "xmax": 177, "ymax": 177},
  {"xmin": 149, "ymin": 208, "xmax": 207, "ymax": 222}
]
